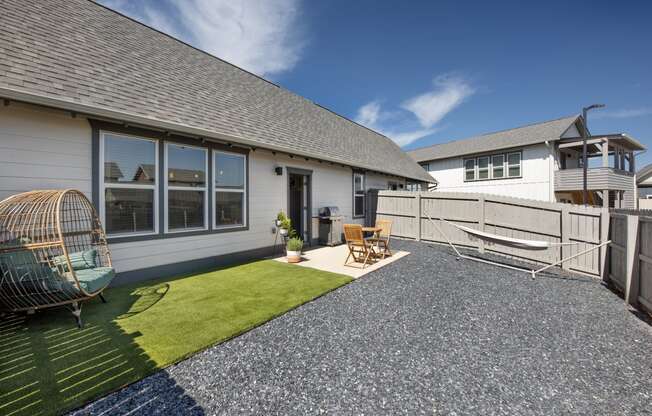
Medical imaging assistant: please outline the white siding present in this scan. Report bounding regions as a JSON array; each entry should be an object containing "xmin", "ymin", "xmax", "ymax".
[
  {"xmin": 0, "ymin": 102, "xmax": 387, "ymax": 274},
  {"xmin": 0, "ymin": 103, "xmax": 92, "ymax": 200},
  {"xmin": 427, "ymin": 144, "xmax": 555, "ymax": 201}
]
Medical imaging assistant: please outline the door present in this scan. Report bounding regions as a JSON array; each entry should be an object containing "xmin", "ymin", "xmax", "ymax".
[{"xmin": 288, "ymin": 172, "xmax": 311, "ymax": 243}]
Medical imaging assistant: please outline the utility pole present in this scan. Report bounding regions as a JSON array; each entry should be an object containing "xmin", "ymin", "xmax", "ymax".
[{"xmin": 582, "ymin": 104, "xmax": 605, "ymax": 205}]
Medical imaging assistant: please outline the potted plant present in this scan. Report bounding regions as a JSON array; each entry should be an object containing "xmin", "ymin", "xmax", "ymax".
[
  {"xmin": 276, "ymin": 212, "xmax": 296, "ymax": 238},
  {"xmin": 286, "ymin": 237, "xmax": 303, "ymax": 263}
]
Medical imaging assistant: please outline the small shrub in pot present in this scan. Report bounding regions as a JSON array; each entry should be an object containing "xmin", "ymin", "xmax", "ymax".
[{"xmin": 286, "ymin": 237, "xmax": 303, "ymax": 263}]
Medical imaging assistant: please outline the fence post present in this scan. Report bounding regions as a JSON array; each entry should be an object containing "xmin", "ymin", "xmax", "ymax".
[
  {"xmin": 478, "ymin": 196, "xmax": 485, "ymax": 253},
  {"xmin": 560, "ymin": 205, "xmax": 571, "ymax": 271},
  {"xmin": 600, "ymin": 208, "xmax": 610, "ymax": 281},
  {"xmin": 624, "ymin": 214, "xmax": 640, "ymax": 305},
  {"xmin": 415, "ymin": 192, "xmax": 421, "ymax": 241}
]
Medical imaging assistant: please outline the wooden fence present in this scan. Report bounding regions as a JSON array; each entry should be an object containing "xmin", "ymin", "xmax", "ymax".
[
  {"xmin": 376, "ymin": 191, "xmax": 608, "ymax": 276},
  {"xmin": 375, "ymin": 190, "xmax": 651, "ymax": 314},
  {"xmin": 608, "ymin": 211, "xmax": 652, "ymax": 315}
]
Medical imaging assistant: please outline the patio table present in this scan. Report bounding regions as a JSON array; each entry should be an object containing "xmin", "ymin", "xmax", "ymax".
[{"xmin": 362, "ymin": 226, "xmax": 382, "ymax": 257}]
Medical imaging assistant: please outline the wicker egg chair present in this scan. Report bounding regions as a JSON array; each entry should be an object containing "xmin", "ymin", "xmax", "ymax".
[{"xmin": 0, "ymin": 189, "xmax": 114, "ymax": 327}]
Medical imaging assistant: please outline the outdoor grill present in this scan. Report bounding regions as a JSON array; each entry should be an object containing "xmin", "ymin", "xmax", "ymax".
[{"xmin": 318, "ymin": 206, "xmax": 343, "ymax": 246}]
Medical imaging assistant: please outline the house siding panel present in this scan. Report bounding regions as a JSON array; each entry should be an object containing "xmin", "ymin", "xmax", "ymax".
[
  {"xmin": 0, "ymin": 102, "xmax": 372, "ymax": 275},
  {"xmin": 425, "ymin": 144, "xmax": 553, "ymax": 201},
  {"xmin": 0, "ymin": 103, "xmax": 92, "ymax": 200}
]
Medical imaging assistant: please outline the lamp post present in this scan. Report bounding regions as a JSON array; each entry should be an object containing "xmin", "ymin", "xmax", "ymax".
[{"xmin": 582, "ymin": 103, "xmax": 605, "ymax": 205}]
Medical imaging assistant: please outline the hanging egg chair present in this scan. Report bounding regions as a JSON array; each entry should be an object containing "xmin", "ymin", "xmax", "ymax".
[{"xmin": 0, "ymin": 189, "xmax": 114, "ymax": 327}]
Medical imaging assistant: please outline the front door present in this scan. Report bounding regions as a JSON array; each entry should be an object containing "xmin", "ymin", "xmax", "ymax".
[{"xmin": 288, "ymin": 172, "xmax": 310, "ymax": 242}]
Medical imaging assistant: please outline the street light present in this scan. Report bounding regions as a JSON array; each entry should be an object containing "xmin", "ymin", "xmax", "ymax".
[{"xmin": 582, "ymin": 103, "xmax": 605, "ymax": 205}]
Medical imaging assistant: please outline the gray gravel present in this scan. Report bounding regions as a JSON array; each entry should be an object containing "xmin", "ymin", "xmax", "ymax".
[{"xmin": 70, "ymin": 240, "xmax": 652, "ymax": 415}]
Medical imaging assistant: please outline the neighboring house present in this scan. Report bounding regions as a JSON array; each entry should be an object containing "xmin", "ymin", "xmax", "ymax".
[
  {"xmin": 638, "ymin": 164, "xmax": 652, "ymax": 210},
  {"xmin": 409, "ymin": 116, "xmax": 645, "ymax": 208},
  {"xmin": 0, "ymin": 0, "xmax": 432, "ymax": 283}
]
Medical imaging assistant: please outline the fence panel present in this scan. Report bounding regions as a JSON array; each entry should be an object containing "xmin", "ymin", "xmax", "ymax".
[
  {"xmin": 639, "ymin": 216, "xmax": 652, "ymax": 313},
  {"xmin": 608, "ymin": 213, "xmax": 628, "ymax": 291}
]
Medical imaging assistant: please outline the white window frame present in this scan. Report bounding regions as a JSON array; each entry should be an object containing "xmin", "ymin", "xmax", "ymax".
[
  {"xmin": 99, "ymin": 131, "xmax": 159, "ymax": 238},
  {"xmin": 464, "ymin": 151, "xmax": 522, "ymax": 181},
  {"xmin": 164, "ymin": 142, "xmax": 209, "ymax": 233},
  {"xmin": 507, "ymin": 152, "xmax": 522, "ymax": 178},
  {"xmin": 492, "ymin": 154, "xmax": 505, "ymax": 179},
  {"xmin": 464, "ymin": 158, "xmax": 476, "ymax": 181},
  {"xmin": 213, "ymin": 150, "xmax": 247, "ymax": 229},
  {"xmin": 477, "ymin": 156, "xmax": 490, "ymax": 180},
  {"xmin": 353, "ymin": 172, "xmax": 365, "ymax": 218}
]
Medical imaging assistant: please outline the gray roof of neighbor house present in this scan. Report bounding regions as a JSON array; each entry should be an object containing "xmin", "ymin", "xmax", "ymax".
[
  {"xmin": 638, "ymin": 164, "xmax": 652, "ymax": 184},
  {"xmin": 408, "ymin": 115, "xmax": 581, "ymax": 163},
  {"xmin": 0, "ymin": 0, "xmax": 433, "ymax": 183}
]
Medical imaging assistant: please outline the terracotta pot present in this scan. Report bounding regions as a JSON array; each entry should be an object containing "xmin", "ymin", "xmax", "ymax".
[{"xmin": 286, "ymin": 250, "xmax": 301, "ymax": 263}]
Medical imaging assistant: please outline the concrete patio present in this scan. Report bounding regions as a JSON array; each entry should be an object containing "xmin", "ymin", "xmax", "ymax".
[
  {"xmin": 71, "ymin": 240, "xmax": 652, "ymax": 415},
  {"xmin": 273, "ymin": 243, "xmax": 410, "ymax": 278}
]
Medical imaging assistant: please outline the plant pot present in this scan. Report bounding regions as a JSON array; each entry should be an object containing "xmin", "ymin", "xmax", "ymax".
[
  {"xmin": 279, "ymin": 228, "xmax": 288, "ymax": 236},
  {"xmin": 275, "ymin": 219, "xmax": 283, "ymax": 227},
  {"xmin": 286, "ymin": 250, "xmax": 302, "ymax": 263}
]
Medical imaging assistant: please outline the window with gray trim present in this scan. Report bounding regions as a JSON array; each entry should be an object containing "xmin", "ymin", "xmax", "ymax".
[
  {"xmin": 101, "ymin": 132, "xmax": 158, "ymax": 237},
  {"xmin": 353, "ymin": 172, "xmax": 365, "ymax": 217},
  {"xmin": 214, "ymin": 150, "xmax": 246, "ymax": 228},
  {"xmin": 165, "ymin": 143, "xmax": 208, "ymax": 232}
]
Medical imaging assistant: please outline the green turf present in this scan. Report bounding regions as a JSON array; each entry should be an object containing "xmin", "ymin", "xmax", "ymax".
[{"xmin": 0, "ymin": 260, "xmax": 352, "ymax": 416}]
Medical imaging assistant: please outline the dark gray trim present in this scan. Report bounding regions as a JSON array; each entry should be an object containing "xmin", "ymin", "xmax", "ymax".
[
  {"xmin": 110, "ymin": 244, "xmax": 276, "ymax": 287},
  {"xmin": 352, "ymin": 169, "xmax": 366, "ymax": 219},
  {"xmin": 286, "ymin": 167, "xmax": 313, "ymax": 246},
  {"xmin": 90, "ymin": 121, "xmax": 100, "ymax": 208},
  {"xmin": 89, "ymin": 119, "xmax": 250, "ymax": 244}
]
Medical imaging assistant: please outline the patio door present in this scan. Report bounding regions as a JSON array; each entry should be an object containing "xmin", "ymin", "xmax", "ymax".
[{"xmin": 287, "ymin": 168, "xmax": 312, "ymax": 244}]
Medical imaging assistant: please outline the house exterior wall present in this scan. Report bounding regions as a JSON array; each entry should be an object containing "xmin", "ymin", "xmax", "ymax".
[
  {"xmin": 0, "ymin": 102, "xmax": 400, "ymax": 278},
  {"xmin": 426, "ymin": 143, "xmax": 554, "ymax": 201}
]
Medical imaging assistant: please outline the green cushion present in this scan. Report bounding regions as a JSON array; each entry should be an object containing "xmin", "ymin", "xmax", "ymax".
[
  {"xmin": 53, "ymin": 249, "xmax": 97, "ymax": 271},
  {"xmin": 73, "ymin": 267, "xmax": 114, "ymax": 293},
  {"xmin": 0, "ymin": 250, "xmax": 46, "ymax": 280}
]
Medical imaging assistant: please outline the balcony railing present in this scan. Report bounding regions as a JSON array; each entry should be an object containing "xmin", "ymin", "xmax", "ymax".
[{"xmin": 554, "ymin": 167, "xmax": 635, "ymax": 192}]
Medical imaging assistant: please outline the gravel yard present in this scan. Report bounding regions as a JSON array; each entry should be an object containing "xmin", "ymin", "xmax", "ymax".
[{"xmin": 71, "ymin": 240, "xmax": 652, "ymax": 415}]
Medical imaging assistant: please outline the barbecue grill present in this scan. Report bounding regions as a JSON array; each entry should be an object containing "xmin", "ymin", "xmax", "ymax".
[{"xmin": 318, "ymin": 206, "xmax": 343, "ymax": 246}]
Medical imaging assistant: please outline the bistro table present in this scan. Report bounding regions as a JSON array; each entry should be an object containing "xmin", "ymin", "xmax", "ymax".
[{"xmin": 362, "ymin": 226, "xmax": 382, "ymax": 257}]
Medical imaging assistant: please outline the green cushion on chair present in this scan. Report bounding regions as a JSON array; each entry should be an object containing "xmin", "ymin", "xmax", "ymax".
[
  {"xmin": 53, "ymin": 249, "xmax": 97, "ymax": 271},
  {"xmin": 73, "ymin": 267, "xmax": 114, "ymax": 293},
  {"xmin": 0, "ymin": 250, "xmax": 45, "ymax": 279}
]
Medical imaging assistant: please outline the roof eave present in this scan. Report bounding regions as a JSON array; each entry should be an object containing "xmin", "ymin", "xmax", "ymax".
[{"xmin": 0, "ymin": 87, "xmax": 431, "ymax": 183}]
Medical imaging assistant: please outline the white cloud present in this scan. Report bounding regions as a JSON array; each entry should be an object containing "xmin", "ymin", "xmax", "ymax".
[
  {"xmin": 99, "ymin": 0, "xmax": 304, "ymax": 77},
  {"xmin": 402, "ymin": 74, "xmax": 475, "ymax": 128},
  {"xmin": 593, "ymin": 108, "xmax": 652, "ymax": 119},
  {"xmin": 355, "ymin": 74, "xmax": 474, "ymax": 146}
]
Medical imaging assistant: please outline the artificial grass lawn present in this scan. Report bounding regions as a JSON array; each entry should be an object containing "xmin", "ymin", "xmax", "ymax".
[{"xmin": 0, "ymin": 260, "xmax": 352, "ymax": 416}]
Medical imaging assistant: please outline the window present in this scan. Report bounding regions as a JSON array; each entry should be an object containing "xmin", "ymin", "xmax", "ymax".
[
  {"xmin": 214, "ymin": 151, "xmax": 246, "ymax": 228},
  {"xmin": 420, "ymin": 163, "xmax": 430, "ymax": 171},
  {"xmin": 353, "ymin": 172, "xmax": 365, "ymax": 217},
  {"xmin": 477, "ymin": 156, "xmax": 489, "ymax": 179},
  {"xmin": 464, "ymin": 158, "xmax": 475, "ymax": 181},
  {"xmin": 101, "ymin": 132, "xmax": 158, "ymax": 237},
  {"xmin": 463, "ymin": 151, "xmax": 522, "ymax": 181},
  {"xmin": 165, "ymin": 143, "xmax": 208, "ymax": 232},
  {"xmin": 507, "ymin": 152, "xmax": 521, "ymax": 177},
  {"xmin": 492, "ymin": 154, "xmax": 505, "ymax": 178},
  {"xmin": 388, "ymin": 181, "xmax": 398, "ymax": 191}
]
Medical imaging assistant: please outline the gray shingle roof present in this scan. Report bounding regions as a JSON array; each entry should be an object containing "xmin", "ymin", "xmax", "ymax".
[
  {"xmin": 0, "ymin": 0, "xmax": 433, "ymax": 183},
  {"xmin": 408, "ymin": 115, "xmax": 580, "ymax": 162},
  {"xmin": 638, "ymin": 163, "xmax": 652, "ymax": 184}
]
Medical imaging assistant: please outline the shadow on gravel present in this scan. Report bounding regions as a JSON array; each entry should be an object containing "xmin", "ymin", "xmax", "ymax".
[{"xmin": 426, "ymin": 244, "xmax": 596, "ymax": 283}]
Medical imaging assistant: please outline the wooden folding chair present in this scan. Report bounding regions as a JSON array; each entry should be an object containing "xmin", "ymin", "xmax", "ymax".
[
  {"xmin": 343, "ymin": 224, "xmax": 377, "ymax": 268},
  {"xmin": 366, "ymin": 219, "xmax": 392, "ymax": 259}
]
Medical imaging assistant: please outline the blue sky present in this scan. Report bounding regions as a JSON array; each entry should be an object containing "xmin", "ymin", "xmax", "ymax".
[{"xmin": 100, "ymin": 0, "xmax": 652, "ymax": 167}]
